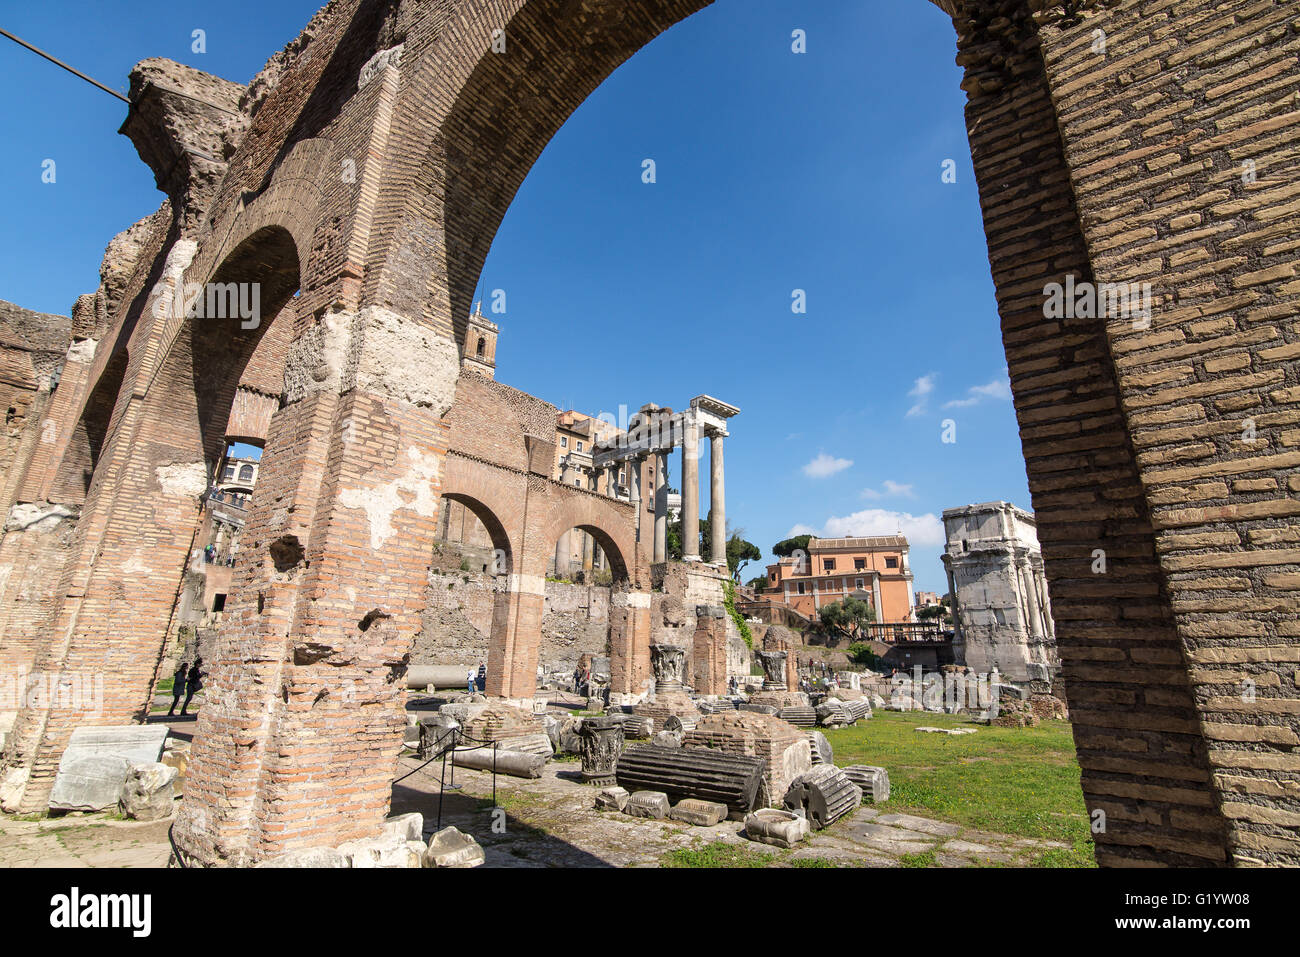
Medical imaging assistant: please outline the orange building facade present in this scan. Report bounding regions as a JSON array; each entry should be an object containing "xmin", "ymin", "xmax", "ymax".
[{"xmin": 760, "ymin": 536, "xmax": 916, "ymax": 624}]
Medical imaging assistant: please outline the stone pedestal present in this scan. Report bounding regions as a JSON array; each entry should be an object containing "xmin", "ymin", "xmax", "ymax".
[
  {"xmin": 579, "ymin": 716, "xmax": 624, "ymax": 786},
  {"xmin": 749, "ymin": 649, "xmax": 804, "ymax": 709},
  {"xmin": 634, "ymin": 642, "xmax": 700, "ymax": 728},
  {"xmin": 756, "ymin": 650, "xmax": 788, "ymax": 690}
]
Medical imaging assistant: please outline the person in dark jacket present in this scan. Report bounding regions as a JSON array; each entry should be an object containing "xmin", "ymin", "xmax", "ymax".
[
  {"xmin": 181, "ymin": 658, "xmax": 203, "ymax": 716},
  {"xmin": 166, "ymin": 661, "xmax": 188, "ymax": 716}
]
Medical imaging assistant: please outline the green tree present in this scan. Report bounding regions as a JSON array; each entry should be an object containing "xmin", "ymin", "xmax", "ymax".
[
  {"xmin": 772, "ymin": 534, "xmax": 812, "ymax": 558},
  {"xmin": 917, "ymin": 603, "xmax": 944, "ymax": 620},
  {"xmin": 818, "ymin": 596, "xmax": 875, "ymax": 641}
]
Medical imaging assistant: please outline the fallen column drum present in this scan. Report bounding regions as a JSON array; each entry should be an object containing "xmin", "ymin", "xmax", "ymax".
[{"xmin": 615, "ymin": 744, "xmax": 765, "ymax": 816}]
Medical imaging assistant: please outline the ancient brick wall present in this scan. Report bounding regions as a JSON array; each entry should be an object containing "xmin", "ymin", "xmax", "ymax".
[{"xmin": 1031, "ymin": 0, "xmax": 1300, "ymax": 867}]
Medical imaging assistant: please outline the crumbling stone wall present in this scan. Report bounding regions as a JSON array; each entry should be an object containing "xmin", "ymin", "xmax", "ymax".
[{"xmin": 415, "ymin": 571, "xmax": 611, "ymax": 672}]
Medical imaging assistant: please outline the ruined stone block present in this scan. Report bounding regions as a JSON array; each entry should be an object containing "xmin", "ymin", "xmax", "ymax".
[
  {"xmin": 424, "ymin": 826, "xmax": 485, "ymax": 868},
  {"xmin": 669, "ymin": 798, "xmax": 728, "ymax": 826},
  {"xmin": 743, "ymin": 809, "xmax": 809, "ymax": 849},
  {"xmin": 625, "ymin": 790, "xmax": 670, "ymax": 820},
  {"xmin": 595, "ymin": 786, "xmax": 629, "ymax": 811}
]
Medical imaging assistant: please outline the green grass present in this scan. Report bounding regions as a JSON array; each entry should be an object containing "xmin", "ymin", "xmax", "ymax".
[
  {"xmin": 900, "ymin": 849, "xmax": 938, "ymax": 868},
  {"xmin": 660, "ymin": 840, "xmax": 845, "ymax": 869},
  {"xmin": 821, "ymin": 710, "xmax": 1095, "ymax": 868}
]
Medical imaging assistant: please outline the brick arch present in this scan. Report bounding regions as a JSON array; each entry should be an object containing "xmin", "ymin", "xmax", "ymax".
[
  {"xmin": 45, "ymin": 345, "xmax": 131, "ymax": 505},
  {"xmin": 545, "ymin": 500, "xmax": 639, "ymax": 585},
  {"xmin": 437, "ymin": 489, "xmax": 515, "ymax": 573},
  {"xmin": 0, "ymin": 221, "xmax": 304, "ymax": 816},
  {"xmin": 129, "ymin": 0, "xmax": 1295, "ymax": 866}
]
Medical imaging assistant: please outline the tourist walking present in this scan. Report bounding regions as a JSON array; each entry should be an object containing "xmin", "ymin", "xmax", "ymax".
[
  {"xmin": 466, "ymin": 667, "xmax": 476, "ymax": 694},
  {"xmin": 180, "ymin": 659, "xmax": 203, "ymax": 716},
  {"xmin": 166, "ymin": 661, "xmax": 187, "ymax": 716}
]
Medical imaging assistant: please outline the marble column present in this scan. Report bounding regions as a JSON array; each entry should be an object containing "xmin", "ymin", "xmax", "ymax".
[
  {"xmin": 630, "ymin": 455, "xmax": 644, "ymax": 541},
  {"xmin": 709, "ymin": 432, "xmax": 726, "ymax": 566},
  {"xmin": 554, "ymin": 530, "xmax": 571, "ymax": 577},
  {"xmin": 945, "ymin": 563, "xmax": 963, "ymax": 644},
  {"xmin": 1021, "ymin": 560, "xmax": 1044, "ymax": 639},
  {"xmin": 653, "ymin": 450, "xmax": 668, "ymax": 563},
  {"xmin": 682, "ymin": 418, "xmax": 701, "ymax": 561}
]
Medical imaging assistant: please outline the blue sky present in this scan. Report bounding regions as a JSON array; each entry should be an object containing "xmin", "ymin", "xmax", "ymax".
[{"xmin": 0, "ymin": 0, "xmax": 1031, "ymax": 595}]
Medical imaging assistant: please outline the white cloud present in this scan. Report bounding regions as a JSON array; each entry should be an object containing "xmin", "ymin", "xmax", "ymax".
[
  {"xmin": 786, "ymin": 523, "xmax": 818, "ymax": 537},
  {"xmin": 905, "ymin": 373, "xmax": 937, "ymax": 418},
  {"xmin": 802, "ymin": 453, "xmax": 853, "ymax": 479},
  {"xmin": 819, "ymin": 508, "xmax": 945, "ymax": 548},
  {"xmin": 861, "ymin": 479, "xmax": 915, "ymax": 500},
  {"xmin": 943, "ymin": 370, "xmax": 1013, "ymax": 409}
]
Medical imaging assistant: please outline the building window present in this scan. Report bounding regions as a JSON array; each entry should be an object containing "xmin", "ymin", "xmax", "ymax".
[
  {"xmin": 212, "ymin": 594, "xmax": 227, "ymax": 613},
  {"xmin": 223, "ymin": 466, "xmax": 235, "ymax": 481},
  {"xmin": 574, "ymin": 480, "xmax": 581, "ymax": 487},
  {"xmin": 823, "ymin": 559, "xmax": 835, "ymax": 571},
  {"xmin": 856, "ymin": 578, "xmax": 864, "ymax": 589},
  {"xmin": 577, "ymin": 441, "xmax": 584, "ymax": 452},
  {"xmin": 239, "ymin": 465, "xmax": 254, "ymax": 482},
  {"xmin": 476, "ymin": 337, "xmax": 485, "ymax": 357},
  {"xmin": 560, "ymin": 436, "xmax": 568, "ymax": 449},
  {"xmin": 886, "ymin": 557, "xmax": 898, "ymax": 569},
  {"xmin": 797, "ymin": 582, "xmax": 806, "ymax": 595},
  {"xmin": 854, "ymin": 558, "xmax": 866, "ymax": 570}
]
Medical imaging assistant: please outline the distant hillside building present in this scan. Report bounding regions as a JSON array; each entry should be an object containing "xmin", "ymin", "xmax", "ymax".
[
  {"xmin": 941, "ymin": 501, "xmax": 1059, "ymax": 686},
  {"xmin": 760, "ymin": 535, "xmax": 916, "ymax": 624}
]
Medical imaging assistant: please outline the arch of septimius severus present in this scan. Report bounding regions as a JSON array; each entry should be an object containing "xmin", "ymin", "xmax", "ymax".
[{"xmin": 0, "ymin": 0, "xmax": 1296, "ymax": 867}]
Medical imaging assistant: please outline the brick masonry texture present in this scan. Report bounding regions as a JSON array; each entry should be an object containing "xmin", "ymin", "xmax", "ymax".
[{"xmin": 0, "ymin": 0, "xmax": 1295, "ymax": 866}]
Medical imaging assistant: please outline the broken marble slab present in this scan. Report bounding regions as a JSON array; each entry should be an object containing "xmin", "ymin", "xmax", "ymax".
[{"xmin": 49, "ymin": 725, "xmax": 170, "ymax": 812}]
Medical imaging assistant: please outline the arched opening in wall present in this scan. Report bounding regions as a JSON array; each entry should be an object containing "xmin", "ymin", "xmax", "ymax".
[
  {"xmin": 551, "ymin": 523, "xmax": 629, "ymax": 587},
  {"xmin": 392, "ymin": 0, "xmax": 1222, "ymax": 867},
  {"xmin": 185, "ymin": 227, "xmax": 301, "ymax": 476},
  {"xmin": 158, "ymin": 229, "xmax": 301, "ymax": 649},
  {"xmin": 433, "ymin": 493, "xmax": 509, "ymax": 576},
  {"xmin": 47, "ymin": 346, "xmax": 130, "ymax": 503},
  {"xmin": 415, "ymin": 491, "xmax": 514, "ymax": 675}
]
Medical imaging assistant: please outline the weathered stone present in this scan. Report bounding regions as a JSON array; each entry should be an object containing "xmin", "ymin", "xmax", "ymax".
[
  {"xmin": 651, "ymin": 729, "xmax": 682, "ymax": 748},
  {"xmin": 579, "ymin": 715, "xmax": 624, "ymax": 785},
  {"xmin": 255, "ymin": 847, "xmax": 348, "ymax": 868},
  {"xmin": 381, "ymin": 812, "xmax": 423, "ymax": 843},
  {"xmin": 595, "ymin": 786, "xmax": 629, "ymax": 811},
  {"xmin": 339, "ymin": 837, "xmax": 425, "ymax": 868},
  {"xmin": 424, "ymin": 826, "xmax": 485, "ymax": 868},
  {"xmin": 669, "ymin": 798, "xmax": 728, "ymax": 826},
  {"xmin": 50, "ymin": 725, "xmax": 170, "ymax": 812},
  {"xmin": 842, "ymin": 765, "xmax": 890, "ymax": 803},
  {"xmin": 783, "ymin": 765, "xmax": 862, "ymax": 830},
  {"xmin": 744, "ymin": 808, "xmax": 809, "ymax": 848},
  {"xmin": 119, "ymin": 762, "xmax": 178, "ymax": 821},
  {"xmin": 452, "ymin": 747, "xmax": 545, "ymax": 778},
  {"xmin": 615, "ymin": 743, "xmax": 765, "ymax": 815},
  {"xmin": 625, "ymin": 790, "xmax": 670, "ymax": 819},
  {"xmin": 807, "ymin": 731, "xmax": 833, "ymax": 766},
  {"xmin": 778, "ymin": 705, "xmax": 817, "ymax": 728}
]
